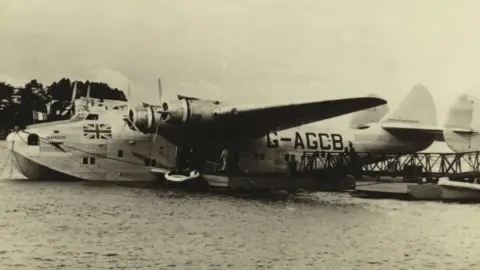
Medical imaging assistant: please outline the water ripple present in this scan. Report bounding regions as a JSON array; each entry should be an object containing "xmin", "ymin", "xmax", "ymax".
[{"xmin": 0, "ymin": 179, "xmax": 478, "ymax": 269}]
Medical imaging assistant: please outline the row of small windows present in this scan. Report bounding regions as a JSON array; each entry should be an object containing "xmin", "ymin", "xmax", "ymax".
[
  {"xmin": 82, "ymin": 157, "xmax": 95, "ymax": 165},
  {"xmin": 253, "ymin": 153, "xmax": 265, "ymax": 161},
  {"xmin": 145, "ymin": 159, "xmax": 156, "ymax": 167},
  {"xmin": 253, "ymin": 153, "xmax": 297, "ymax": 162},
  {"xmin": 118, "ymin": 149, "xmax": 156, "ymax": 166},
  {"xmin": 83, "ymin": 155, "xmax": 156, "ymax": 167}
]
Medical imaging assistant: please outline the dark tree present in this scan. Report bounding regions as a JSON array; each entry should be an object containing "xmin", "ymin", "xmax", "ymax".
[{"xmin": 0, "ymin": 78, "xmax": 128, "ymax": 138}]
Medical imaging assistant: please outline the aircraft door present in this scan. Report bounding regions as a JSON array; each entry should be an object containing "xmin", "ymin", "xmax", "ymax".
[
  {"xmin": 262, "ymin": 147, "xmax": 276, "ymax": 172},
  {"xmin": 273, "ymin": 148, "xmax": 288, "ymax": 173},
  {"xmin": 105, "ymin": 139, "xmax": 153, "ymax": 181},
  {"xmin": 77, "ymin": 143, "xmax": 107, "ymax": 180},
  {"xmin": 153, "ymin": 137, "xmax": 176, "ymax": 168}
]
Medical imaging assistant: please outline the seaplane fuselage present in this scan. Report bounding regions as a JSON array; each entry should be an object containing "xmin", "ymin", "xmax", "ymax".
[
  {"xmin": 5, "ymin": 83, "xmax": 440, "ymax": 182},
  {"xmin": 5, "ymin": 111, "xmax": 434, "ymax": 181}
]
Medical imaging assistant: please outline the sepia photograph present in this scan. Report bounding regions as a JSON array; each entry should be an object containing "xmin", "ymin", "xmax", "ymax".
[{"xmin": 1, "ymin": 1, "xmax": 480, "ymax": 269}]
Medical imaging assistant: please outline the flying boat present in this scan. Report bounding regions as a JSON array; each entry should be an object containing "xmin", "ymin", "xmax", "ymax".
[{"xmin": 5, "ymin": 78, "xmax": 443, "ymax": 189}]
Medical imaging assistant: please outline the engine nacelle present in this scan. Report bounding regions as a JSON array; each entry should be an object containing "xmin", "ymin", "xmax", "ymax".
[
  {"xmin": 159, "ymin": 98, "xmax": 224, "ymax": 124},
  {"xmin": 128, "ymin": 98, "xmax": 226, "ymax": 134},
  {"xmin": 128, "ymin": 104, "xmax": 162, "ymax": 133},
  {"xmin": 159, "ymin": 99, "xmax": 188, "ymax": 124}
]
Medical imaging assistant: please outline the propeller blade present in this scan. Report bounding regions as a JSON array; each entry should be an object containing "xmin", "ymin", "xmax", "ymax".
[
  {"xmin": 152, "ymin": 118, "xmax": 162, "ymax": 142},
  {"xmin": 70, "ymin": 82, "xmax": 78, "ymax": 118},
  {"xmin": 86, "ymin": 84, "xmax": 91, "ymax": 112},
  {"xmin": 157, "ymin": 77, "xmax": 162, "ymax": 101},
  {"xmin": 70, "ymin": 82, "xmax": 77, "ymax": 103}
]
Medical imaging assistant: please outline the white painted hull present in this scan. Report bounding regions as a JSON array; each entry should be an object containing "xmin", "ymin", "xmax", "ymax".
[
  {"xmin": 9, "ymin": 149, "xmax": 156, "ymax": 182},
  {"xmin": 438, "ymin": 178, "xmax": 480, "ymax": 201},
  {"xmin": 5, "ymin": 131, "xmax": 169, "ymax": 182}
]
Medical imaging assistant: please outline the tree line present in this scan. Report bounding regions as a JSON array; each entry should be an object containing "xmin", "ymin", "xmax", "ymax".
[{"xmin": 0, "ymin": 78, "xmax": 127, "ymax": 138}]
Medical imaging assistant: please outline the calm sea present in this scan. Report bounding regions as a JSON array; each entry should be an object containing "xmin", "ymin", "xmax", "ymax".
[{"xmin": 0, "ymin": 142, "xmax": 478, "ymax": 269}]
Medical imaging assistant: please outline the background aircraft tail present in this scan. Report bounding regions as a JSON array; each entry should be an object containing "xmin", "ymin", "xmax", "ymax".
[
  {"xmin": 442, "ymin": 93, "xmax": 480, "ymax": 153},
  {"xmin": 349, "ymin": 93, "xmax": 389, "ymax": 129}
]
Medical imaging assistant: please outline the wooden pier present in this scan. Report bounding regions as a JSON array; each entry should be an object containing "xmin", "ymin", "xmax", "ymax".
[{"xmin": 298, "ymin": 150, "xmax": 480, "ymax": 201}]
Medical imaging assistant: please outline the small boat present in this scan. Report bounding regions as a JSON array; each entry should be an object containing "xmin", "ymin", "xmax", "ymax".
[
  {"xmin": 438, "ymin": 177, "xmax": 480, "ymax": 201},
  {"xmin": 164, "ymin": 169, "xmax": 201, "ymax": 182}
]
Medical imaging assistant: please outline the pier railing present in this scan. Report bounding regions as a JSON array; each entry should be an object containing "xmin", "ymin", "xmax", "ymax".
[{"xmin": 299, "ymin": 151, "xmax": 480, "ymax": 180}]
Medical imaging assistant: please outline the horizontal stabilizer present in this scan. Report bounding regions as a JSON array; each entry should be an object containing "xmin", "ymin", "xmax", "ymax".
[
  {"xmin": 350, "ymin": 93, "xmax": 389, "ymax": 129},
  {"xmin": 381, "ymin": 122, "xmax": 472, "ymax": 134},
  {"xmin": 448, "ymin": 128, "xmax": 479, "ymax": 134},
  {"xmin": 380, "ymin": 122, "xmax": 443, "ymax": 133},
  {"xmin": 443, "ymin": 93, "xmax": 480, "ymax": 152},
  {"xmin": 379, "ymin": 85, "xmax": 440, "ymax": 137}
]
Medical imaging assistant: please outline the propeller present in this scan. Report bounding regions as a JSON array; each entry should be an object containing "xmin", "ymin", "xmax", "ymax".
[
  {"xmin": 152, "ymin": 77, "xmax": 165, "ymax": 142},
  {"xmin": 122, "ymin": 77, "xmax": 174, "ymax": 137},
  {"xmin": 127, "ymin": 83, "xmax": 131, "ymax": 101},
  {"xmin": 153, "ymin": 77, "xmax": 188, "ymax": 122},
  {"xmin": 85, "ymin": 83, "xmax": 91, "ymax": 111},
  {"xmin": 158, "ymin": 77, "xmax": 162, "ymax": 101},
  {"xmin": 122, "ymin": 82, "xmax": 137, "ymax": 129},
  {"xmin": 60, "ymin": 81, "xmax": 95, "ymax": 118},
  {"xmin": 59, "ymin": 81, "xmax": 78, "ymax": 117}
]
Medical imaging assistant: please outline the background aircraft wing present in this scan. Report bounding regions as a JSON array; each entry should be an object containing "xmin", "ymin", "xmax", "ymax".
[{"xmin": 217, "ymin": 97, "xmax": 387, "ymax": 137}]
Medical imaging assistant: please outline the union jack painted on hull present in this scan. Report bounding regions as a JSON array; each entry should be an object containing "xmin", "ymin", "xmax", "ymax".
[{"xmin": 83, "ymin": 124, "xmax": 112, "ymax": 140}]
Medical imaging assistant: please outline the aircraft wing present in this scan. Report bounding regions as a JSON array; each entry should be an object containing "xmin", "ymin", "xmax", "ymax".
[
  {"xmin": 379, "ymin": 122, "xmax": 445, "ymax": 141},
  {"xmin": 216, "ymin": 97, "xmax": 387, "ymax": 137},
  {"xmin": 132, "ymin": 96, "xmax": 387, "ymax": 145}
]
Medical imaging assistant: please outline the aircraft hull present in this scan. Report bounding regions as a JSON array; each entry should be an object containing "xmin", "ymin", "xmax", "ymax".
[
  {"xmin": 8, "ymin": 147, "xmax": 163, "ymax": 182},
  {"xmin": 10, "ymin": 150, "xmax": 81, "ymax": 181},
  {"xmin": 202, "ymin": 173, "xmax": 356, "ymax": 191},
  {"xmin": 5, "ymin": 131, "xmax": 163, "ymax": 182}
]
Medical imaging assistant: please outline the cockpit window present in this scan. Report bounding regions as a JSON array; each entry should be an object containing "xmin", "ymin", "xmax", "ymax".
[
  {"xmin": 85, "ymin": 114, "xmax": 99, "ymax": 120},
  {"xmin": 70, "ymin": 112, "xmax": 87, "ymax": 122}
]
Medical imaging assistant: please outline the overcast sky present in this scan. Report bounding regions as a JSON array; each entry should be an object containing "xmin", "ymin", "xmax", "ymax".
[{"xmin": 1, "ymin": 0, "xmax": 479, "ymax": 137}]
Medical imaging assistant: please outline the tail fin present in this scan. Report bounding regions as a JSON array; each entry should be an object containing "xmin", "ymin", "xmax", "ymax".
[
  {"xmin": 443, "ymin": 93, "xmax": 480, "ymax": 152},
  {"xmin": 379, "ymin": 85, "xmax": 438, "ymax": 131},
  {"xmin": 349, "ymin": 93, "xmax": 389, "ymax": 129}
]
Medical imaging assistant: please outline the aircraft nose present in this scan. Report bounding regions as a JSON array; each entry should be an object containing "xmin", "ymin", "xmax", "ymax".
[
  {"xmin": 6, "ymin": 128, "xmax": 39, "ymax": 146},
  {"xmin": 5, "ymin": 129, "xmax": 25, "ymax": 149},
  {"xmin": 6, "ymin": 130, "xmax": 14, "ymax": 142},
  {"xmin": 6, "ymin": 130, "xmax": 14, "ymax": 148}
]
